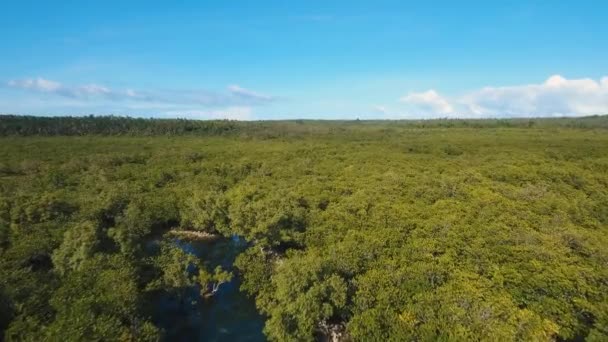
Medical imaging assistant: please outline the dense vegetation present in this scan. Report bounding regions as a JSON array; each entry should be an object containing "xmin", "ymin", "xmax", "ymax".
[
  {"xmin": 1, "ymin": 114, "xmax": 608, "ymax": 137},
  {"xmin": 1, "ymin": 115, "xmax": 607, "ymax": 341}
]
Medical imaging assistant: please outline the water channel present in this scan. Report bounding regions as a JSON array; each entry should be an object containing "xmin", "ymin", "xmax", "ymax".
[{"xmin": 150, "ymin": 235, "xmax": 266, "ymax": 341}]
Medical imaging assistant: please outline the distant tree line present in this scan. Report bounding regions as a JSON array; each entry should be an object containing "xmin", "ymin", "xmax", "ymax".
[
  {"xmin": 0, "ymin": 115, "xmax": 241, "ymax": 136},
  {"xmin": 1, "ymin": 114, "xmax": 607, "ymax": 137}
]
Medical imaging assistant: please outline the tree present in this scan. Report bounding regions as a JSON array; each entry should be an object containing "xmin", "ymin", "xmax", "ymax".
[
  {"xmin": 180, "ymin": 190, "xmax": 230, "ymax": 234},
  {"xmin": 52, "ymin": 221, "xmax": 101, "ymax": 275},
  {"xmin": 228, "ymin": 188, "xmax": 308, "ymax": 250},
  {"xmin": 198, "ymin": 266, "xmax": 233, "ymax": 297},
  {"xmin": 349, "ymin": 272, "xmax": 558, "ymax": 341},
  {"xmin": 109, "ymin": 195, "xmax": 179, "ymax": 255},
  {"xmin": 155, "ymin": 243, "xmax": 199, "ymax": 289},
  {"xmin": 259, "ymin": 251, "xmax": 348, "ymax": 341},
  {"xmin": 44, "ymin": 255, "xmax": 159, "ymax": 341}
]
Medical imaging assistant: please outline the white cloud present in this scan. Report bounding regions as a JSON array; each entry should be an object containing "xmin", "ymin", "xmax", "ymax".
[
  {"xmin": 163, "ymin": 107, "xmax": 253, "ymax": 120},
  {"xmin": 79, "ymin": 84, "xmax": 111, "ymax": 96},
  {"xmin": 228, "ymin": 84, "xmax": 274, "ymax": 102},
  {"xmin": 8, "ymin": 77, "xmax": 130, "ymax": 100},
  {"xmin": 462, "ymin": 75, "xmax": 608, "ymax": 117},
  {"xmin": 8, "ymin": 78, "xmax": 62, "ymax": 92},
  {"xmin": 400, "ymin": 75, "xmax": 608, "ymax": 118},
  {"xmin": 7, "ymin": 77, "xmax": 276, "ymax": 107},
  {"xmin": 400, "ymin": 89, "xmax": 454, "ymax": 115},
  {"xmin": 373, "ymin": 105, "xmax": 388, "ymax": 115}
]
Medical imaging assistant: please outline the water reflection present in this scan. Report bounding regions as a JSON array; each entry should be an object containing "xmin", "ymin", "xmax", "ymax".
[{"xmin": 151, "ymin": 235, "xmax": 266, "ymax": 342}]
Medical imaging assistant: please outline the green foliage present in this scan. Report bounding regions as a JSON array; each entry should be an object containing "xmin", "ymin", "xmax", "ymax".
[
  {"xmin": 8, "ymin": 192, "xmax": 74, "ymax": 226},
  {"xmin": 350, "ymin": 272, "xmax": 558, "ymax": 341},
  {"xmin": 0, "ymin": 286, "xmax": 12, "ymax": 338},
  {"xmin": 43, "ymin": 255, "xmax": 159, "ymax": 341},
  {"xmin": 52, "ymin": 220, "xmax": 101, "ymax": 275},
  {"xmin": 2, "ymin": 114, "xmax": 608, "ymax": 136},
  {"xmin": 1, "ymin": 116, "xmax": 608, "ymax": 340},
  {"xmin": 261, "ymin": 251, "xmax": 348, "ymax": 341},
  {"xmin": 180, "ymin": 190, "xmax": 230, "ymax": 233},
  {"xmin": 234, "ymin": 248, "xmax": 273, "ymax": 297},
  {"xmin": 0, "ymin": 115, "xmax": 241, "ymax": 136},
  {"xmin": 150, "ymin": 243, "xmax": 233, "ymax": 300},
  {"xmin": 109, "ymin": 195, "xmax": 179, "ymax": 255},
  {"xmin": 154, "ymin": 243, "xmax": 199, "ymax": 289},
  {"xmin": 229, "ymin": 189, "xmax": 308, "ymax": 248},
  {"xmin": 198, "ymin": 266, "xmax": 233, "ymax": 296},
  {"xmin": 0, "ymin": 221, "xmax": 8, "ymax": 253}
]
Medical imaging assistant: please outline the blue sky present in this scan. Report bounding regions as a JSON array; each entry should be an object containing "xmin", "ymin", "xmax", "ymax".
[{"xmin": 1, "ymin": 0, "xmax": 607, "ymax": 120}]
